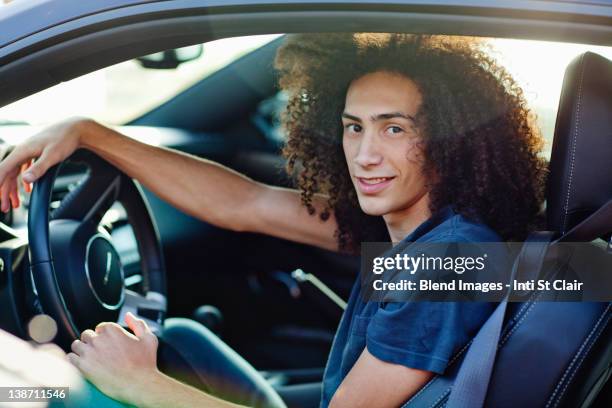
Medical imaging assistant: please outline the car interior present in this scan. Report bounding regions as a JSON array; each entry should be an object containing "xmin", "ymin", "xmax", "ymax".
[
  {"xmin": 0, "ymin": 35, "xmax": 364, "ymax": 406},
  {"xmin": 0, "ymin": 2, "xmax": 611, "ymax": 407}
]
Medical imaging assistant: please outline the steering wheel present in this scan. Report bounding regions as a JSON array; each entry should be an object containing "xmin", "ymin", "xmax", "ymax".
[{"xmin": 28, "ymin": 149, "xmax": 167, "ymax": 349}]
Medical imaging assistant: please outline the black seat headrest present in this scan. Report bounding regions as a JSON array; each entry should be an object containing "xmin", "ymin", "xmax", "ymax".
[{"xmin": 546, "ymin": 51, "xmax": 612, "ymax": 235}]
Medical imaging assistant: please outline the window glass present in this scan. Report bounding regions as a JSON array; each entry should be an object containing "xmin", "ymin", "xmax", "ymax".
[
  {"xmin": 1, "ymin": 33, "xmax": 611, "ymax": 161},
  {"xmin": 0, "ymin": 34, "xmax": 282, "ymax": 125},
  {"xmin": 487, "ymin": 39, "xmax": 612, "ymax": 155},
  {"xmin": 254, "ymin": 37, "xmax": 612, "ymax": 159}
]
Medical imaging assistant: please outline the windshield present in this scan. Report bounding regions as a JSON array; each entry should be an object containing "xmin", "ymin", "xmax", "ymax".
[{"xmin": 0, "ymin": 34, "xmax": 282, "ymax": 125}]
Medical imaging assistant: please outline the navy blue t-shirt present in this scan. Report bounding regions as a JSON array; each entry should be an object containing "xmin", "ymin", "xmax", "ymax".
[{"xmin": 320, "ymin": 206, "xmax": 505, "ymax": 406}]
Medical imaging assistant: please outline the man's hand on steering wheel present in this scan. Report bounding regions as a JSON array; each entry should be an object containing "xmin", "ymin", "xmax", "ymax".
[
  {"xmin": 68, "ymin": 312, "xmax": 160, "ymax": 404},
  {"xmin": 1, "ymin": 117, "xmax": 168, "ymax": 350},
  {"xmin": 0, "ymin": 117, "xmax": 89, "ymax": 211}
]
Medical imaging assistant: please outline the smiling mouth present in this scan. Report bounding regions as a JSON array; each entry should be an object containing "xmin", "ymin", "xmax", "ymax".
[
  {"xmin": 356, "ymin": 176, "xmax": 395, "ymax": 194},
  {"xmin": 358, "ymin": 177, "xmax": 393, "ymax": 184}
]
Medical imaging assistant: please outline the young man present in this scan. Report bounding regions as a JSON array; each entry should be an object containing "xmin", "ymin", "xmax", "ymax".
[{"xmin": 0, "ymin": 33, "xmax": 546, "ymax": 407}]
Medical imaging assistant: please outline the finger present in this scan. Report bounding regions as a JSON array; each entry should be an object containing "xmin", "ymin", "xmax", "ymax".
[
  {"xmin": 66, "ymin": 352, "xmax": 80, "ymax": 367},
  {"xmin": 70, "ymin": 339, "xmax": 88, "ymax": 356},
  {"xmin": 19, "ymin": 160, "xmax": 31, "ymax": 174},
  {"xmin": 80, "ymin": 329, "xmax": 97, "ymax": 344},
  {"xmin": 95, "ymin": 321, "xmax": 123, "ymax": 334},
  {"xmin": 125, "ymin": 312, "xmax": 151, "ymax": 338},
  {"xmin": 0, "ymin": 177, "xmax": 19, "ymax": 212},
  {"xmin": 23, "ymin": 179, "xmax": 32, "ymax": 194},
  {"xmin": 21, "ymin": 159, "xmax": 33, "ymax": 193},
  {"xmin": 67, "ymin": 352, "xmax": 90, "ymax": 375},
  {"xmin": 0, "ymin": 144, "xmax": 36, "ymax": 185},
  {"xmin": 1, "ymin": 183, "xmax": 10, "ymax": 213},
  {"xmin": 7, "ymin": 178, "xmax": 20, "ymax": 209},
  {"xmin": 22, "ymin": 148, "xmax": 55, "ymax": 184}
]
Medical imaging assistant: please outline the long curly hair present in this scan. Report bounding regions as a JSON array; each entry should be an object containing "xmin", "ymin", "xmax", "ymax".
[{"xmin": 274, "ymin": 33, "xmax": 547, "ymax": 253}]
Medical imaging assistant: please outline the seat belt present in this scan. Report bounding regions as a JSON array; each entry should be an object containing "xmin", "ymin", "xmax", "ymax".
[
  {"xmin": 446, "ymin": 198, "xmax": 612, "ymax": 408},
  {"xmin": 557, "ymin": 198, "xmax": 612, "ymax": 243},
  {"xmin": 445, "ymin": 232, "xmax": 554, "ymax": 408}
]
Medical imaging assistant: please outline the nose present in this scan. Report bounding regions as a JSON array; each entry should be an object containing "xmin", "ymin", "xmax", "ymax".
[{"xmin": 354, "ymin": 130, "xmax": 383, "ymax": 167}]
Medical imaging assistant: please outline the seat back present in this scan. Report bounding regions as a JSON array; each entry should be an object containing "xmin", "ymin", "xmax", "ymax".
[
  {"xmin": 485, "ymin": 50, "xmax": 612, "ymax": 408},
  {"xmin": 547, "ymin": 52, "xmax": 612, "ymax": 237},
  {"xmin": 403, "ymin": 51, "xmax": 612, "ymax": 408}
]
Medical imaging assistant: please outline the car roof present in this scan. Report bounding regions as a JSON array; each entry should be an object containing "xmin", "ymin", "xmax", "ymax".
[
  {"xmin": 0, "ymin": 0, "xmax": 158, "ymax": 48},
  {"xmin": 1, "ymin": 0, "xmax": 611, "ymax": 50}
]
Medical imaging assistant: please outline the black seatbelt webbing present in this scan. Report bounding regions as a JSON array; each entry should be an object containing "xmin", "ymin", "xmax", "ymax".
[{"xmin": 558, "ymin": 198, "xmax": 612, "ymax": 242}]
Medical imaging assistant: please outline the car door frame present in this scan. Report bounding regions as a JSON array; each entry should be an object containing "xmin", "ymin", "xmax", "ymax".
[{"xmin": 1, "ymin": 0, "xmax": 611, "ymax": 107}]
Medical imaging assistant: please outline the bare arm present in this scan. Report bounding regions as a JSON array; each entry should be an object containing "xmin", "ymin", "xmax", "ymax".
[
  {"xmin": 0, "ymin": 118, "xmax": 339, "ymax": 251},
  {"xmin": 329, "ymin": 349, "xmax": 433, "ymax": 408},
  {"xmin": 135, "ymin": 371, "xmax": 247, "ymax": 408},
  {"xmin": 80, "ymin": 121, "xmax": 338, "ymax": 250}
]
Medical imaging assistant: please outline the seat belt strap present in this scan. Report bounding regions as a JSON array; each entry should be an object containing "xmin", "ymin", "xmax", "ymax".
[
  {"xmin": 446, "ymin": 199, "xmax": 612, "ymax": 407},
  {"xmin": 446, "ymin": 232, "xmax": 554, "ymax": 408},
  {"xmin": 558, "ymin": 198, "xmax": 612, "ymax": 242}
]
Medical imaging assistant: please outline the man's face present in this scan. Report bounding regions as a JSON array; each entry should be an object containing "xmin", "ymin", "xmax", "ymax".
[{"xmin": 342, "ymin": 71, "xmax": 429, "ymax": 218}]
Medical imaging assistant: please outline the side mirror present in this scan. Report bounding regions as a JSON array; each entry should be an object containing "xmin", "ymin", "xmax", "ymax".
[{"xmin": 135, "ymin": 44, "xmax": 203, "ymax": 69}]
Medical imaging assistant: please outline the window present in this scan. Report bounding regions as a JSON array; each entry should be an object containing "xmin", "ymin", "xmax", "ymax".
[
  {"xmin": 1, "ymin": 33, "xmax": 611, "ymax": 160},
  {"xmin": 254, "ymin": 37, "xmax": 612, "ymax": 159},
  {"xmin": 0, "ymin": 34, "xmax": 281, "ymax": 125},
  {"xmin": 487, "ymin": 38, "xmax": 612, "ymax": 155}
]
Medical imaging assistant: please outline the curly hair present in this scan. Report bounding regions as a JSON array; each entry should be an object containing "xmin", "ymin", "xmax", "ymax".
[{"xmin": 274, "ymin": 33, "xmax": 547, "ymax": 253}]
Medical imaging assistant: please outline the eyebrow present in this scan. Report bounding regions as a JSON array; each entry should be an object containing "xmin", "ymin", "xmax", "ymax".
[{"xmin": 341, "ymin": 111, "xmax": 416, "ymax": 123}]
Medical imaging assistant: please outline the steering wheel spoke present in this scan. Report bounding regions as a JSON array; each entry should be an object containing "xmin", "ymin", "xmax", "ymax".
[
  {"xmin": 118, "ymin": 289, "xmax": 167, "ymax": 334},
  {"xmin": 51, "ymin": 151, "xmax": 121, "ymax": 226}
]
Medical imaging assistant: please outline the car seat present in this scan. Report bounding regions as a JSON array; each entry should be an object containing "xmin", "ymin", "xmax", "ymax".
[{"xmin": 404, "ymin": 51, "xmax": 612, "ymax": 408}]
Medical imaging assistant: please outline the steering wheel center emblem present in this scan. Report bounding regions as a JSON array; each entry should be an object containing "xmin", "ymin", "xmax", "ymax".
[
  {"xmin": 85, "ymin": 234, "xmax": 125, "ymax": 310},
  {"xmin": 103, "ymin": 251, "xmax": 112, "ymax": 285}
]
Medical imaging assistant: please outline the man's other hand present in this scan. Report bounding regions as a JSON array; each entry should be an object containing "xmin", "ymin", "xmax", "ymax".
[{"xmin": 67, "ymin": 312, "xmax": 160, "ymax": 404}]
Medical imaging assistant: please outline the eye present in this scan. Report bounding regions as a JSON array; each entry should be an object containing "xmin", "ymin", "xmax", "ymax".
[
  {"xmin": 344, "ymin": 123, "xmax": 362, "ymax": 133},
  {"xmin": 385, "ymin": 126, "xmax": 404, "ymax": 136}
]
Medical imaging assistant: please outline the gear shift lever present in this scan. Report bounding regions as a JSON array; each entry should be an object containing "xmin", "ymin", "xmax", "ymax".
[{"xmin": 291, "ymin": 269, "xmax": 347, "ymax": 310}]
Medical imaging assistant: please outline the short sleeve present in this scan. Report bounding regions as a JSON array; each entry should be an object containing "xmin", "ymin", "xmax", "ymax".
[
  {"xmin": 366, "ymin": 301, "xmax": 495, "ymax": 374},
  {"xmin": 364, "ymin": 213, "xmax": 504, "ymax": 374}
]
